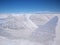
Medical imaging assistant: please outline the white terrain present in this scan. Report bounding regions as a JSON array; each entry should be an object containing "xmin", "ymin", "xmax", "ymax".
[{"xmin": 0, "ymin": 13, "xmax": 60, "ymax": 45}]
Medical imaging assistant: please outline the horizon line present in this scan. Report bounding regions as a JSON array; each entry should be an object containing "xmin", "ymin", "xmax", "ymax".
[{"xmin": 0, "ymin": 11, "xmax": 60, "ymax": 14}]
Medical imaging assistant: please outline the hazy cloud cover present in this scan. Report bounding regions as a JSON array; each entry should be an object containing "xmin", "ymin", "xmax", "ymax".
[
  {"xmin": 0, "ymin": 0, "xmax": 60, "ymax": 45},
  {"xmin": 0, "ymin": 13, "xmax": 60, "ymax": 45}
]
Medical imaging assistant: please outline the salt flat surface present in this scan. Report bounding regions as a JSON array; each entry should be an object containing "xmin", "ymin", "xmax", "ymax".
[{"xmin": 0, "ymin": 13, "xmax": 60, "ymax": 45}]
